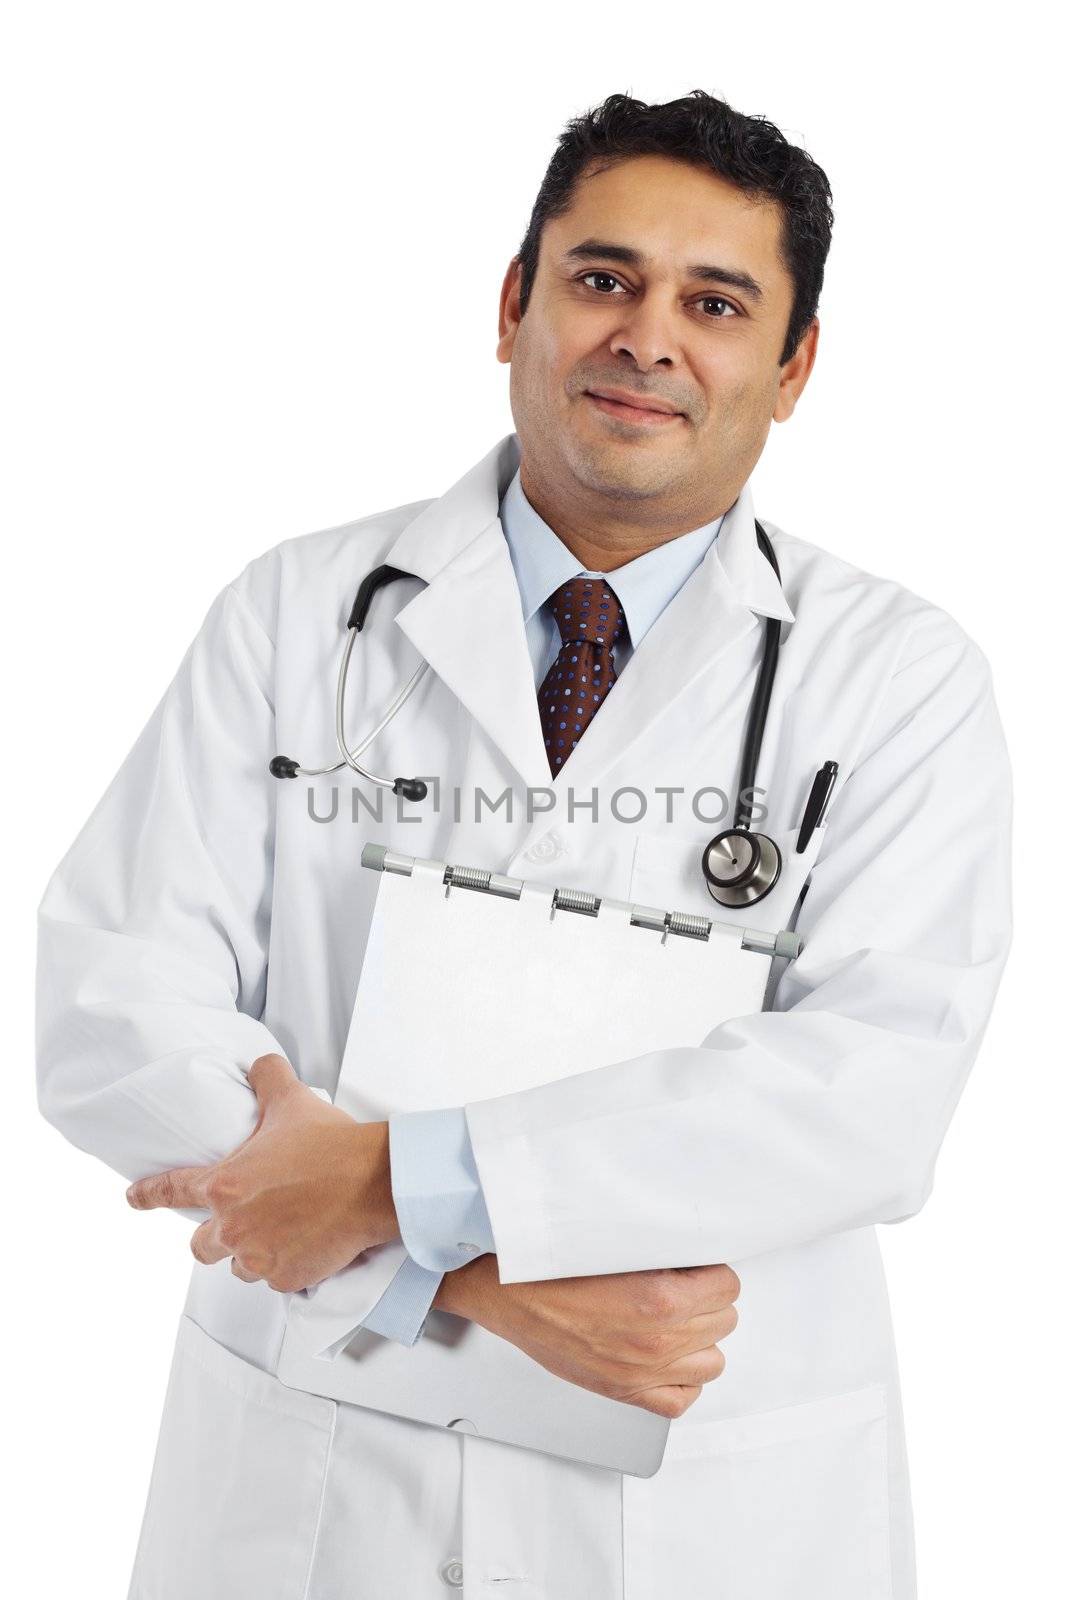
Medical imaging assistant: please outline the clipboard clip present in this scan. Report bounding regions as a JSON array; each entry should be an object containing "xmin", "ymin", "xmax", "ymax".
[{"xmin": 360, "ymin": 843, "xmax": 803, "ymax": 961}]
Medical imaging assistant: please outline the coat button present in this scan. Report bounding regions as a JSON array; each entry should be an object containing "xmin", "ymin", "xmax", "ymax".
[
  {"xmin": 524, "ymin": 830, "xmax": 563, "ymax": 863},
  {"xmin": 439, "ymin": 1556, "xmax": 464, "ymax": 1586}
]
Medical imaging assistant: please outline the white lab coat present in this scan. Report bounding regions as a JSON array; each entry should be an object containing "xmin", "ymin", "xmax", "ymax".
[{"xmin": 36, "ymin": 431, "xmax": 1012, "ymax": 1599}]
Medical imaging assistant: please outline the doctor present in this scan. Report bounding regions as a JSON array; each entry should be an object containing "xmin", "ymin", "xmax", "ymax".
[{"xmin": 36, "ymin": 89, "xmax": 1011, "ymax": 1599}]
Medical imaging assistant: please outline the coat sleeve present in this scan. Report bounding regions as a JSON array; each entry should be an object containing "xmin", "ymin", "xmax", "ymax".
[
  {"xmin": 35, "ymin": 580, "xmax": 285, "ymax": 1218},
  {"xmin": 34, "ymin": 576, "xmax": 423, "ymax": 1338},
  {"xmin": 463, "ymin": 608, "xmax": 1014, "ymax": 1283}
]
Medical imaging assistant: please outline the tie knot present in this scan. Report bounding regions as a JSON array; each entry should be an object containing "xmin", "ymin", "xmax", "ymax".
[{"xmin": 547, "ymin": 576, "xmax": 626, "ymax": 648}]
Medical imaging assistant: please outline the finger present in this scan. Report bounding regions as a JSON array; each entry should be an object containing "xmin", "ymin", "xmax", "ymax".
[
  {"xmin": 629, "ymin": 1383, "xmax": 704, "ymax": 1419},
  {"xmin": 653, "ymin": 1343, "xmax": 727, "ymax": 1389},
  {"xmin": 669, "ymin": 1303, "xmax": 741, "ymax": 1354},
  {"xmin": 616, "ymin": 1311, "xmax": 734, "ymax": 1375},
  {"xmin": 126, "ymin": 1166, "xmax": 214, "ymax": 1210},
  {"xmin": 612, "ymin": 1309, "xmax": 738, "ymax": 1387},
  {"xmin": 246, "ymin": 1053, "xmax": 298, "ymax": 1115},
  {"xmin": 231, "ymin": 1259, "xmax": 262, "ymax": 1283},
  {"xmin": 189, "ymin": 1219, "xmax": 231, "ymax": 1266},
  {"xmin": 672, "ymin": 1262, "xmax": 741, "ymax": 1313}
]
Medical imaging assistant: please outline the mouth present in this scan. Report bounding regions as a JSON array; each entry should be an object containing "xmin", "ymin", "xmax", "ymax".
[{"xmin": 584, "ymin": 390, "xmax": 684, "ymax": 427}]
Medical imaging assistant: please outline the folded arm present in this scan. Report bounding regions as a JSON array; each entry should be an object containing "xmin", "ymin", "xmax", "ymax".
[
  {"xmin": 35, "ymin": 577, "xmax": 422, "ymax": 1338},
  {"xmin": 458, "ymin": 611, "xmax": 1013, "ymax": 1284}
]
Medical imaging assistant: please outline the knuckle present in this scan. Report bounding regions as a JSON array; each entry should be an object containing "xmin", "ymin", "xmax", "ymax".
[
  {"xmin": 706, "ymin": 1344, "xmax": 726, "ymax": 1380},
  {"xmin": 189, "ymin": 1233, "xmax": 211, "ymax": 1264},
  {"xmin": 637, "ymin": 1272, "xmax": 679, "ymax": 1322},
  {"xmin": 714, "ymin": 1263, "xmax": 742, "ymax": 1303},
  {"xmin": 204, "ymin": 1172, "xmax": 234, "ymax": 1207},
  {"xmin": 217, "ymin": 1221, "xmax": 240, "ymax": 1251}
]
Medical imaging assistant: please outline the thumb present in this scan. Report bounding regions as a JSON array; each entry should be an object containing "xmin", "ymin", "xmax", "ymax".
[{"xmin": 246, "ymin": 1053, "xmax": 298, "ymax": 1113}]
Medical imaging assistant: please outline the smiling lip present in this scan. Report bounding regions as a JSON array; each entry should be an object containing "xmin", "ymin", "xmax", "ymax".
[{"xmin": 585, "ymin": 389, "xmax": 683, "ymax": 424}]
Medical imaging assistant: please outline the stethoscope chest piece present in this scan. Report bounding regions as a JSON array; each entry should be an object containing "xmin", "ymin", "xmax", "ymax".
[{"xmin": 701, "ymin": 828, "xmax": 782, "ymax": 908}]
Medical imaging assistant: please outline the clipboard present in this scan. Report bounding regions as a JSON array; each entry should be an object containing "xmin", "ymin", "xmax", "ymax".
[{"xmin": 276, "ymin": 842, "xmax": 801, "ymax": 1477}]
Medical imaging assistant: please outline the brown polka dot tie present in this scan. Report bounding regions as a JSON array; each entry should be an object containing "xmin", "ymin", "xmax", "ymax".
[{"xmin": 536, "ymin": 577, "xmax": 628, "ymax": 774}]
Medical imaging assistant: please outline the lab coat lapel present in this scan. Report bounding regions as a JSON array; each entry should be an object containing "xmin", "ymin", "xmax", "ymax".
[
  {"xmin": 382, "ymin": 435, "xmax": 553, "ymax": 793},
  {"xmin": 545, "ymin": 477, "xmax": 795, "ymax": 799}
]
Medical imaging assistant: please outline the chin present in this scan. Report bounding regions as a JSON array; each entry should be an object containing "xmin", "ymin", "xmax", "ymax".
[{"xmin": 567, "ymin": 439, "xmax": 678, "ymax": 499}]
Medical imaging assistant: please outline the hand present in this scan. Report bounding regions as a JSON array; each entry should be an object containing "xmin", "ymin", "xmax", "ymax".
[
  {"xmin": 434, "ymin": 1254, "xmax": 740, "ymax": 1418},
  {"xmin": 124, "ymin": 1054, "xmax": 400, "ymax": 1292}
]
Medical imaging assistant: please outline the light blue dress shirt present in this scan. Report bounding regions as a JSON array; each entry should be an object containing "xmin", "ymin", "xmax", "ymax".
[{"xmin": 360, "ymin": 466, "xmax": 726, "ymax": 1343}]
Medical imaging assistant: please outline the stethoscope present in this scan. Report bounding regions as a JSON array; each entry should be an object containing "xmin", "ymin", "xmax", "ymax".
[
  {"xmin": 270, "ymin": 523, "xmax": 787, "ymax": 908},
  {"xmin": 270, "ymin": 565, "xmax": 430, "ymax": 803}
]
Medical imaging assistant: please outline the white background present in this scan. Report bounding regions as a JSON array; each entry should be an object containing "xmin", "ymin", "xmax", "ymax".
[{"xmin": 4, "ymin": 2, "xmax": 1060, "ymax": 1592}]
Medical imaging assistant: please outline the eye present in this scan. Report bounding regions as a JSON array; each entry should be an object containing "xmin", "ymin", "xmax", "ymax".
[
  {"xmin": 699, "ymin": 296, "xmax": 740, "ymax": 319},
  {"xmin": 578, "ymin": 273, "xmax": 741, "ymax": 319},
  {"xmin": 578, "ymin": 271, "xmax": 627, "ymax": 294}
]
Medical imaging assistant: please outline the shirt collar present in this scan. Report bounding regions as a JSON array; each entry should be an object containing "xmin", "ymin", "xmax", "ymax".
[{"xmin": 499, "ymin": 466, "xmax": 726, "ymax": 651}]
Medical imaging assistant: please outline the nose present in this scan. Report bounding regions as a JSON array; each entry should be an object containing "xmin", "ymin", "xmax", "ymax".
[{"xmin": 608, "ymin": 287, "xmax": 682, "ymax": 371}]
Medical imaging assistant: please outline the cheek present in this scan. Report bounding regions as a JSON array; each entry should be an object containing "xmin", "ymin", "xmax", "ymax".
[
  {"xmin": 512, "ymin": 320, "xmax": 571, "ymax": 407},
  {"xmin": 705, "ymin": 361, "xmax": 777, "ymax": 435},
  {"xmin": 541, "ymin": 303, "xmax": 611, "ymax": 383}
]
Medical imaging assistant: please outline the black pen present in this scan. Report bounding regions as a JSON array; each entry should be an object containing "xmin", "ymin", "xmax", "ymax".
[{"xmin": 797, "ymin": 760, "xmax": 839, "ymax": 854}]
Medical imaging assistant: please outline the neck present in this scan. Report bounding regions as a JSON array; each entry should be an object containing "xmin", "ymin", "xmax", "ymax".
[{"xmin": 517, "ymin": 460, "xmax": 730, "ymax": 572}]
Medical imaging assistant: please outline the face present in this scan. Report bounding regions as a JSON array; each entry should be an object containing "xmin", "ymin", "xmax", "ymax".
[{"xmin": 497, "ymin": 154, "xmax": 818, "ymax": 547}]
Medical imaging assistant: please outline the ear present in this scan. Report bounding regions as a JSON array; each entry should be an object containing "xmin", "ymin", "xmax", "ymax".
[
  {"xmin": 497, "ymin": 255, "xmax": 524, "ymax": 364},
  {"xmin": 773, "ymin": 317, "xmax": 820, "ymax": 424}
]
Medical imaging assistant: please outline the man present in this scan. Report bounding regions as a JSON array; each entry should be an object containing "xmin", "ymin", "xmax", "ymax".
[{"xmin": 36, "ymin": 90, "xmax": 1011, "ymax": 1598}]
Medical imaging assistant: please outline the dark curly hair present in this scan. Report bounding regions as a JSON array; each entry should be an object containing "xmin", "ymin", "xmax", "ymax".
[{"xmin": 516, "ymin": 90, "xmax": 834, "ymax": 367}]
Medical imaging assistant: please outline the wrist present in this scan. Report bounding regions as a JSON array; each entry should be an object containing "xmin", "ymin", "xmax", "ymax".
[
  {"xmin": 359, "ymin": 1120, "xmax": 401, "ymax": 1246},
  {"xmin": 433, "ymin": 1252, "xmax": 497, "ymax": 1322}
]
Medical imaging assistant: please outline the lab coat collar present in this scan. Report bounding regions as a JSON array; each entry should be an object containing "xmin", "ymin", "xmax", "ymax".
[
  {"xmin": 383, "ymin": 433, "xmax": 551, "ymax": 790},
  {"xmin": 381, "ymin": 432, "xmax": 792, "ymax": 797},
  {"xmin": 717, "ymin": 489, "xmax": 795, "ymax": 623},
  {"xmin": 383, "ymin": 432, "xmax": 524, "ymax": 584}
]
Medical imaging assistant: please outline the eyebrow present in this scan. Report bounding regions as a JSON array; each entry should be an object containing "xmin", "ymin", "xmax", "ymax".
[{"xmin": 561, "ymin": 239, "xmax": 764, "ymax": 304}]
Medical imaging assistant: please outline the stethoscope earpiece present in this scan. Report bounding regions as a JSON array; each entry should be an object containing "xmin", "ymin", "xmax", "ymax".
[
  {"xmin": 269, "ymin": 565, "xmax": 430, "ymax": 795},
  {"xmin": 394, "ymin": 777, "xmax": 428, "ymax": 802},
  {"xmin": 701, "ymin": 828, "xmax": 782, "ymax": 908}
]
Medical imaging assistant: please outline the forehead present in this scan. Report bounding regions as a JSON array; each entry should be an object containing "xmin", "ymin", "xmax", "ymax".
[{"xmin": 543, "ymin": 154, "xmax": 788, "ymax": 295}]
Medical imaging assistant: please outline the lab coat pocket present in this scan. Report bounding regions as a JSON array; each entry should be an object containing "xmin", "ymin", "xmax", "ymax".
[
  {"xmin": 629, "ymin": 823, "xmax": 826, "ymax": 931},
  {"xmin": 128, "ymin": 1314, "xmax": 337, "ymax": 1600},
  {"xmin": 623, "ymin": 1384, "xmax": 892, "ymax": 1600}
]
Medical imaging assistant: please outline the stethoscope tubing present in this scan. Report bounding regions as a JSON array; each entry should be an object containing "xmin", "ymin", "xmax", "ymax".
[
  {"xmin": 272, "ymin": 522, "xmax": 794, "ymax": 906},
  {"xmin": 295, "ymin": 632, "xmax": 429, "ymax": 780}
]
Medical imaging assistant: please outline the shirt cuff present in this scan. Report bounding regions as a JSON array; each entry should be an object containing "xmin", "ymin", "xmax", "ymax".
[
  {"xmin": 359, "ymin": 1253, "xmax": 445, "ymax": 1345},
  {"xmin": 388, "ymin": 1106, "xmax": 496, "ymax": 1273}
]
